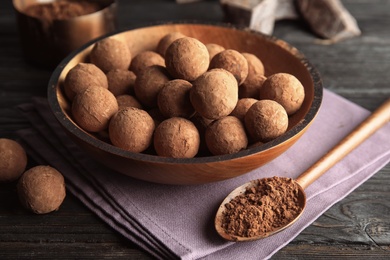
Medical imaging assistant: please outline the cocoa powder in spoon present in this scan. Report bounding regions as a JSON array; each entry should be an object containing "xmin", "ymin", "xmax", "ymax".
[
  {"xmin": 220, "ymin": 176, "xmax": 302, "ymax": 237},
  {"xmin": 24, "ymin": 0, "xmax": 102, "ymax": 21}
]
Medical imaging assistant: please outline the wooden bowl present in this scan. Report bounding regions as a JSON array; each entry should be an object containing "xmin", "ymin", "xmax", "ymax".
[{"xmin": 47, "ymin": 22, "xmax": 323, "ymax": 185}]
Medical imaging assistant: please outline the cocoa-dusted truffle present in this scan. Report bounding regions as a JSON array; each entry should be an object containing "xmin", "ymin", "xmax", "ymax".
[
  {"xmin": 134, "ymin": 65, "xmax": 171, "ymax": 108},
  {"xmin": 72, "ymin": 87, "xmax": 118, "ymax": 132},
  {"xmin": 0, "ymin": 138, "xmax": 27, "ymax": 182},
  {"xmin": 242, "ymin": 52, "xmax": 265, "ymax": 77},
  {"xmin": 64, "ymin": 63, "xmax": 108, "ymax": 101},
  {"xmin": 209, "ymin": 49, "xmax": 248, "ymax": 85},
  {"xmin": 165, "ymin": 37, "xmax": 209, "ymax": 81},
  {"xmin": 116, "ymin": 94, "xmax": 143, "ymax": 109},
  {"xmin": 147, "ymin": 108, "xmax": 167, "ymax": 128},
  {"xmin": 245, "ymin": 100, "xmax": 289, "ymax": 142},
  {"xmin": 130, "ymin": 51, "xmax": 165, "ymax": 75},
  {"xmin": 154, "ymin": 117, "xmax": 200, "ymax": 158},
  {"xmin": 109, "ymin": 107, "xmax": 155, "ymax": 153},
  {"xmin": 190, "ymin": 113, "xmax": 214, "ymax": 156},
  {"xmin": 206, "ymin": 116, "xmax": 248, "ymax": 155},
  {"xmin": 205, "ymin": 43, "xmax": 225, "ymax": 61},
  {"xmin": 17, "ymin": 165, "xmax": 66, "ymax": 214},
  {"xmin": 106, "ymin": 69, "xmax": 136, "ymax": 96},
  {"xmin": 156, "ymin": 32, "xmax": 186, "ymax": 58},
  {"xmin": 157, "ymin": 79, "xmax": 194, "ymax": 118},
  {"xmin": 259, "ymin": 73, "xmax": 305, "ymax": 115},
  {"xmin": 239, "ymin": 74, "xmax": 267, "ymax": 99},
  {"xmin": 230, "ymin": 98, "xmax": 258, "ymax": 122},
  {"xmin": 190, "ymin": 68, "xmax": 238, "ymax": 120},
  {"xmin": 239, "ymin": 52, "xmax": 266, "ymax": 99},
  {"xmin": 90, "ymin": 37, "xmax": 131, "ymax": 73}
]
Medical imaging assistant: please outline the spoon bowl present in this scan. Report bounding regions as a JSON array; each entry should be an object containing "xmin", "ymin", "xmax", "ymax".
[{"xmin": 215, "ymin": 98, "xmax": 390, "ymax": 241}]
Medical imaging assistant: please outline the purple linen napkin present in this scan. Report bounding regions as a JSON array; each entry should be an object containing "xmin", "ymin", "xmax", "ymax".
[{"xmin": 17, "ymin": 89, "xmax": 390, "ymax": 260}]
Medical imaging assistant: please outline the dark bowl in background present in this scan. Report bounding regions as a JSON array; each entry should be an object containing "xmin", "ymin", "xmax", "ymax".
[{"xmin": 13, "ymin": 0, "xmax": 117, "ymax": 68}]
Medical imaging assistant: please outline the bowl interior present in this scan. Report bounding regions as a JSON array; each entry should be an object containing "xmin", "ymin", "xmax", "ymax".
[{"xmin": 48, "ymin": 23, "xmax": 322, "ymax": 184}]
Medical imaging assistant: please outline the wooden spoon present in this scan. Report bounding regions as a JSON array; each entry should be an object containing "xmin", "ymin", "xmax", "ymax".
[{"xmin": 215, "ymin": 98, "xmax": 390, "ymax": 242}]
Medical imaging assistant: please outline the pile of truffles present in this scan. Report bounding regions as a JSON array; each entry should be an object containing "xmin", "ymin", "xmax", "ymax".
[
  {"xmin": 0, "ymin": 138, "xmax": 66, "ymax": 214},
  {"xmin": 64, "ymin": 32, "xmax": 305, "ymax": 158}
]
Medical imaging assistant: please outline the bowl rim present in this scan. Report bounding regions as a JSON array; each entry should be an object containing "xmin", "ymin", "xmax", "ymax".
[{"xmin": 47, "ymin": 21, "xmax": 323, "ymax": 165}]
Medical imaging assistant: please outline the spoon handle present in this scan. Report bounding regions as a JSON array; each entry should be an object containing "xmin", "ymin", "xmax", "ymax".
[{"xmin": 296, "ymin": 98, "xmax": 390, "ymax": 190}]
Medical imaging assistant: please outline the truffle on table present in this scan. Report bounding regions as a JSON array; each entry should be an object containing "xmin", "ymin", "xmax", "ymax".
[
  {"xmin": 90, "ymin": 37, "xmax": 131, "ymax": 73},
  {"xmin": 0, "ymin": 138, "xmax": 27, "ymax": 182},
  {"xmin": 165, "ymin": 37, "xmax": 209, "ymax": 81},
  {"xmin": 17, "ymin": 165, "xmax": 66, "ymax": 214},
  {"xmin": 109, "ymin": 107, "xmax": 155, "ymax": 153},
  {"xmin": 190, "ymin": 68, "xmax": 238, "ymax": 120},
  {"xmin": 64, "ymin": 63, "xmax": 108, "ymax": 101},
  {"xmin": 72, "ymin": 87, "xmax": 118, "ymax": 132},
  {"xmin": 259, "ymin": 73, "xmax": 305, "ymax": 115},
  {"xmin": 153, "ymin": 117, "xmax": 200, "ymax": 158},
  {"xmin": 157, "ymin": 79, "xmax": 194, "ymax": 118},
  {"xmin": 205, "ymin": 116, "xmax": 248, "ymax": 155},
  {"xmin": 130, "ymin": 51, "xmax": 165, "ymax": 76},
  {"xmin": 245, "ymin": 99, "xmax": 288, "ymax": 142},
  {"xmin": 209, "ymin": 49, "xmax": 249, "ymax": 85},
  {"xmin": 106, "ymin": 69, "xmax": 136, "ymax": 96}
]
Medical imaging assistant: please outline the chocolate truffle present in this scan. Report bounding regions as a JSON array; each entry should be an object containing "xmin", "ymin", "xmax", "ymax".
[
  {"xmin": 245, "ymin": 100, "xmax": 289, "ymax": 142},
  {"xmin": 134, "ymin": 65, "xmax": 171, "ymax": 108},
  {"xmin": 239, "ymin": 53, "xmax": 266, "ymax": 99},
  {"xmin": 154, "ymin": 117, "xmax": 200, "ymax": 158},
  {"xmin": 157, "ymin": 79, "xmax": 194, "ymax": 118},
  {"xmin": 190, "ymin": 113, "xmax": 214, "ymax": 156},
  {"xmin": 64, "ymin": 62, "xmax": 108, "ymax": 101},
  {"xmin": 242, "ymin": 52, "xmax": 265, "ymax": 76},
  {"xmin": 205, "ymin": 43, "xmax": 225, "ymax": 61},
  {"xmin": 130, "ymin": 51, "xmax": 165, "ymax": 75},
  {"xmin": 156, "ymin": 32, "xmax": 186, "ymax": 58},
  {"xmin": 0, "ymin": 138, "xmax": 27, "ymax": 182},
  {"xmin": 147, "ymin": 108, "xmax": 167, "ymax": 128},
  {"xmin": 259, "ymin": 73, "xmax": 305, "ymax": 115},
  {"xmin": 106, "ymin": 69, "xmax": 136, "ymax": 96},
  {"xmin": 72, "ymin": 87, "xmax": 118, "ymax": 132},
  {"xmin": 190, "ymin": 69, "xmax": 238, "ymax": 120},
  {"xmin": 90, "ymin": 37, "xmax": 131, "ymax": 73},
  {"xmin": 109, "ymin": 107, "xmax": 155, "ymax": 153},
  {"xmin": 116, "ymin": 94, "xmax": 143, "ymax": 109},
  {"xmin": 209, "ymin": 49, "xmax": 249, "ymax": 85},
  {"xmin": 165, "ymin": 37, "xmax": 209, "ymax": 81},
  {"xmin": 205, "ymin": 116, "xmax": 248, "ymax": 155},
  {"xmin": 230, "ymin": 98, "xmax": 258, "ymax": 122},
  {"xmin": 17, "ymin": 165, "xmax": 66, "ymax": 214},
  {"xmin": 239, "ymin": 74, "xmax": 267, "ymax": 99}
]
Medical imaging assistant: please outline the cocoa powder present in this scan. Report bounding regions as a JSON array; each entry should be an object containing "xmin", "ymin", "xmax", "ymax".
[
  {"xmin": 24, "ymin": 0, "xmax": 102, "ymax": 21},
  {"xmin": 220, "ymin": 176, "xmax": 302, "ymax": 238}
]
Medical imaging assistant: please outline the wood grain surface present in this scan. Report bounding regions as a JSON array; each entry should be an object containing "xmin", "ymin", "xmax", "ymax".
[{"xmin": 1, "ymin": 0, "xmax": 389, "ymax": 259}]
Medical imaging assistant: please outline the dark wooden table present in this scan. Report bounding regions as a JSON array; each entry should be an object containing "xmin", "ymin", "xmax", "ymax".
[{"xmin": 1, "ymin": 0, "xmax": 389, "ymax": 259}]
